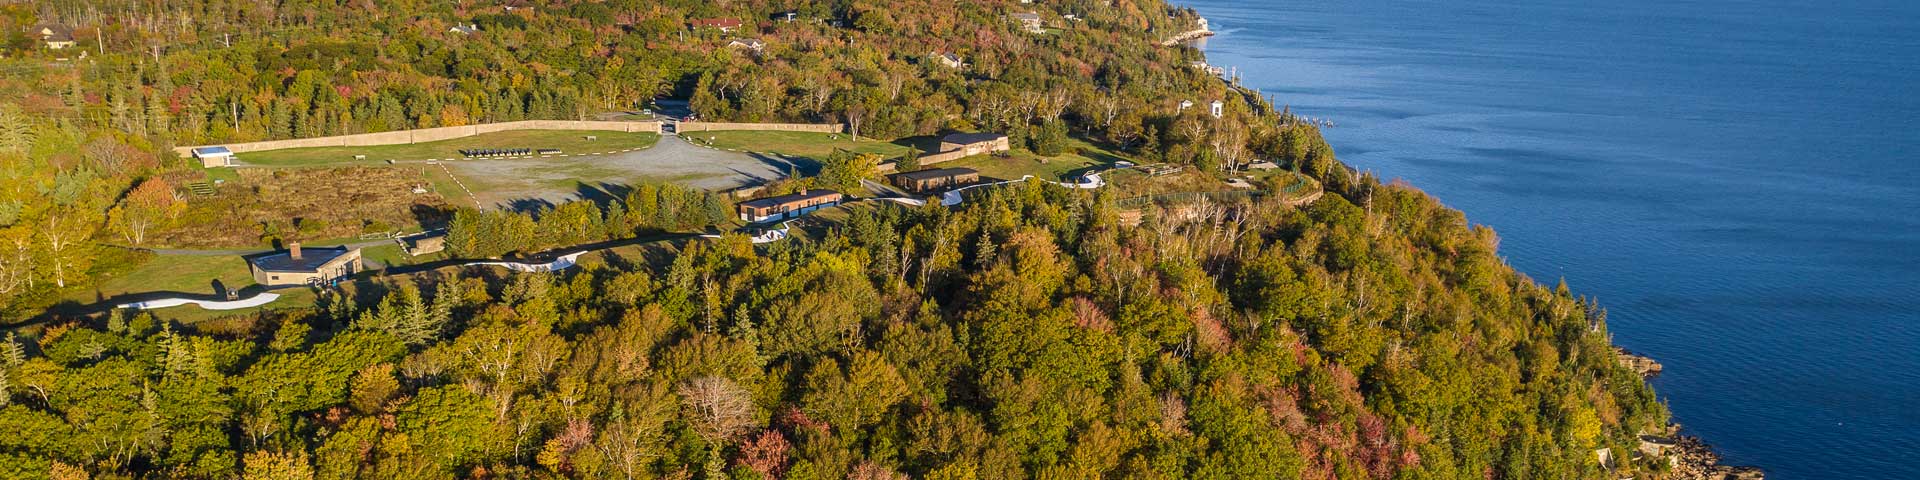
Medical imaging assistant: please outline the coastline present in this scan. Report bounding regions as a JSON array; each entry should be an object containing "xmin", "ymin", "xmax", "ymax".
[
  {"xmin": 1160, "ymin": 27, "xmax": 1215, "ymax": 46},
  {"xmin": 1614, "ymin": 349, "xmax": 1764, "ymax": 479}
]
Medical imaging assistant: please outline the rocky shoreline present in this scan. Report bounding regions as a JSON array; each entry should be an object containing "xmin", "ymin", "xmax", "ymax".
[
  {"xmin": 1614, "ymin": 349, "xmax": 1764, "ymax": 479},
  {"xmin": 1160, "ymin": 27, "xmax": 1215, "ymax": 46}
]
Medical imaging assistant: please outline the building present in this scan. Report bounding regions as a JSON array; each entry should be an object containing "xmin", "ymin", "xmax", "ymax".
[
  {"xmin": 34, "ymin": 25, "xmax": 76, "ymax": 49},
  {"xmin": 932, "ymin": 52, "xmax": 965, "ymax": 69},
  {"xmin": 892, "ymin": 167, "xmax": 980, "ymax": 194},
  {"xmin": 726, "ymin": 38, "xmax": 765, "ymax": 53},
  {"xmin": 774, "ymin": 11, "xmax": 799, "ymax": 22},
  {"xmin": 938, "ymin": 132, "xmax": 1011, "ymax": 156},
  {"xmin": 1012, "ymin": 12, "xmax": 1045, "ymax": 32},
  {"xmin": 402, "ymin": 235, "xmax": 446, "ymax": 256},
  {"xmin": 248, "ymin": 243, "xmax": 363, "ymax": 287},
  {"xmin": 192, "ymin": 146, "xmax": 235, "ymax": 168},
  {"xmin": 449, "ymin": 24, "xmax": 480, "ymax": 34},
  {"xmin": 691, "ymin": 18, "xmax": 744, "ymax": 33},
  {"xmin": 737, "ymin": 190, "xmax": 843, "ymax": 223}
]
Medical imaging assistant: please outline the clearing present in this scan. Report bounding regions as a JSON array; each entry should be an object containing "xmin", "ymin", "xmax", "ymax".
[
  {"xmin": 236, "ymin": 130, "xmax": 660, "ymax": 166},
  {"xmin": 692, "ymin": 130, "xmax": 912, "ymax": 163}
]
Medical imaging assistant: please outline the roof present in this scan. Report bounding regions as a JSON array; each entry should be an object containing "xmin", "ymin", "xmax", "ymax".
[
  {"xmin": 728, "ymin": 38, "xmax": 764, "ymax": 48},
  {"xmin": 692, "ymin": 18, "xmax": 744, "ymax": 28},
  {"xmin": 192, "ymin": 146, "xmax": 233, "ymax": 156},
  {"xmin": 248, "ymin": 246, "xmax": 356, "ymax": 273},
  {"xmin": 895, "ymin": 167, "xmax": 978, "ymax": 181},
  {"xmin": 942, "ymin": 132, "xmax": 1007, "ymax": 145},
  {"xmin": 739, "ymin": 190, "xmax": 842, "ymax": 209}
]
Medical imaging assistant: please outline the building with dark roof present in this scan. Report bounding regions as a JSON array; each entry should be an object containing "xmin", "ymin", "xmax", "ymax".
[
  {"xmin": 892, "ymin": 167, "xmax": 981, "ymax": 194},
  {"xmin": 248, "ymin": 243, "xmax": 363, "ymax": 287},
  {"xmin": 737, "ymin": 190, "xmax": 843, "ymax": 223},
  {"xmin": 939, "ymin": 132, "xmax": 1011, "ymax": 156}
]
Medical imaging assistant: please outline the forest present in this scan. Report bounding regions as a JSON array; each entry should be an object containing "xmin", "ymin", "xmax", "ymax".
[{"xmin": 0, "ymin": 0, "xmax": 1673, "ymax": 479}]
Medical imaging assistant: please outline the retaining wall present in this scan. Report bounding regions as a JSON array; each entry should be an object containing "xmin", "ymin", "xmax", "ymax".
[
  {"xmin": 675, "ymin": 122, "xmax": 844, "ymax": 133},
  {"xmin": 174, "ymin": 120, "xmax": 664, "ymax": 157}
]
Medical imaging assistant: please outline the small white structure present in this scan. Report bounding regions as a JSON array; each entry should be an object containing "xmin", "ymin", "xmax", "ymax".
[
  {"xmin": 1210, "ymin": 100, "xmax": 1224, "ymax": 118},
  {"xmin": 449, "ymin": 24, "xmax": 480, "ymax": 35},
  {"xmin": 1178, "ymin": 100, "xmax": 1194, "ymax": 112},
  {"xmin": 933, "ymin": 52, "xmax": 965, "ymax": 69},
  {"xmin": 192, "ymin": 146, "xmax": 235, "ymax": 168},
  {"xmin": 726, "ymin": 38, "xmax": 766, "ymax": 53}
]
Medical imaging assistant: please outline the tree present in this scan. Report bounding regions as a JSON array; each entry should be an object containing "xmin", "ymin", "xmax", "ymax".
[
  {"xmin": 816, "ymin": 150, "xmax": 882, "ymax": 192},
  {"xmin": 897, "ymin": 146, "xmax": 922, "ymax": 173},
  {"xmin": 242, "ymin": 450, "xmax": 315, "ymax": 480},
  {"xmin": 107, "ymin": 179, "xmax": 183, "ymax": 246},
  {"xmin": 678, "ymin": 376, "xmax": 756, "ymax": 445}
]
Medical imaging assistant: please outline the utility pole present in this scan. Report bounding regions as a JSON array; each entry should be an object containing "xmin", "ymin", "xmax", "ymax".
[
  {"xmin": 95, "ymin": 27, "xmax": 104, "ymax": 57},
  {"xmin": 223, "ymin": 32, "xmax": 230, "ymax": 48}
]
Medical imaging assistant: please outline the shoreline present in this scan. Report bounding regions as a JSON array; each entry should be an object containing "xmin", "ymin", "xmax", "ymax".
[
  {"xmin": 1161, "ymin": 27, "xmax": 1215, "ymax": 46},
  {"xmin": 1614, "ymin": 349, "xmax": 1765, "ymax": 479}
]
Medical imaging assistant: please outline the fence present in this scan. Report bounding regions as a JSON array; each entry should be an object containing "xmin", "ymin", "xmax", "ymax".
[
  {"xmin": 173, "ymin": 120, "xmax": 665, "ymax": 157},
  {"xmin": 674, "ymin": 122, "xmax": 844, "ymax": 133}
]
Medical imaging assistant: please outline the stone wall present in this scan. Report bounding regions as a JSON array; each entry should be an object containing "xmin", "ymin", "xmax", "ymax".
[
  {"xmin": 675, "ymin": 122, "xmax": 844, "ymax": 133},
  {"xmin": 174, "ymin": 120, "xmax": 664, "ymax": 157}
]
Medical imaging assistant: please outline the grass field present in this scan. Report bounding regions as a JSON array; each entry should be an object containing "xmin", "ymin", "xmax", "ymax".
[
  {"xmin": 238, "ymin": 130, "xmax": 660, "ymax": 167},
  {"xmin": 694, "ymin": 130, "xmax": 912, "ymax": 163},
  {"xmin": 930, "ymin": 137, "xmax": 1132, "ymax": 181}
]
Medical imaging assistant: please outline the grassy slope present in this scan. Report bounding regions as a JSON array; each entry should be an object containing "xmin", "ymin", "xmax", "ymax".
[
  {"xmin": 238, "ymin": 130, "xmax": 660, "ymax": 167},
  {"xmin": 694, "ymin": 130, "xmax": 911, "ymax": 162},
  {"xmin": 928, "ymin": 137, "xmax": 1132, "ymax": 181}
]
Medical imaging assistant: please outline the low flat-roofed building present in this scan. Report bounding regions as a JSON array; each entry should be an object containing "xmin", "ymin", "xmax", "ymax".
[
  {"xmin": 192, "ymin": 146, "xmax": 235, "ymax": 167},
  {"xmin": 248, "ymin": 243, "xmax": 363, "ymax": 287},
  {"xmin": 938, "ymin": 132, "xmax": 1011, "ymax": 156},
  {"xmin": 737, "ymin": 189, "xmax": 843, "ymax": 223},
  {"xmin": 892, "ymin": 167, "xmax": 980, "ymax": 193}
]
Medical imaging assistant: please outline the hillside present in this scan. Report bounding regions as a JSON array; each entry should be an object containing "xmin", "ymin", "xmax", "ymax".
[{"xmin": 0, "ymin": 1, "xmax": 1673, "ymax": 479}]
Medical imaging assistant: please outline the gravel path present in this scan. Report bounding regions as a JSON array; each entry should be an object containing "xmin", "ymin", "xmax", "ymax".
[{"xmin": 443, "ymin": 135, "xmax": 813, "ymax": 209}]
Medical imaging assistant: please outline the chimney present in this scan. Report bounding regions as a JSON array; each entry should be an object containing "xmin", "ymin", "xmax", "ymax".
[{"xmin": 289, "ymin": 242, "xmax": 303, "ymax": 260}]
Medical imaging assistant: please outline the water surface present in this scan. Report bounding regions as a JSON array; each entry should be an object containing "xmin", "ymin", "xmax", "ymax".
[{"xmin": 1182, "ymin": 0, "xmax": 1920, "ymax": 478}]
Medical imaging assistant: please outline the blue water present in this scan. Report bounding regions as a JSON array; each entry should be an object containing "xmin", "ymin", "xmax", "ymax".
[{"xmin": 1181, "ymin": 0, "xmax": 1920, "ymax": 478}]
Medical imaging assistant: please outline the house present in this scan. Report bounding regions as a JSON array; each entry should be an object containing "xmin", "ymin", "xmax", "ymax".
[
  {"xmin": 34, "ymin": 24, "xmax": 77, "ymax": 49},
  {"xmin": 191, "ymin": 146, "xmax": 235, "ymax": 168},
  {"xmin": 691, "ymin": 18, "xmax": 744, "ymax": 33},
  {"xmin": 892, "ymin": 167, "xmax": 980, "ymax": 194},
  {"xmin": 1012, "ymin": 12, "xmax": 1044, "ymax": 32},
  {"xmin": 774, "ymin": 11, "xmax": 798, "ymax": 22},
  {"xmin": 248, "ymin": 243, "xmax": 363, "ymax": 287},
  {"xmin": 932, "ymin": 52, "xmax": 965, "ymax": 69},
  {"xmin": 938, "ymin": 132, "xmax": 1011, "ymax": 156},
  {"xmin": 737, "ymin": 190, "xmax": 843, "ymax": 223},
  {"xmin": 726, "ymin": 38, "xmax": 765, "ymax": 53},
  {"xmin": 1210, "ymin": 100, "xmax": 1224, "ymax": 118},
  {"xmin": 449, "ymin": 23, "xmax": 480, "ymax": 34}
]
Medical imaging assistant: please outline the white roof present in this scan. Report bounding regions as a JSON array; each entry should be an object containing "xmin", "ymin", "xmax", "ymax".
[{"xmin": 192, "ymin": 146, "xmax": 233, "ymax": 156}]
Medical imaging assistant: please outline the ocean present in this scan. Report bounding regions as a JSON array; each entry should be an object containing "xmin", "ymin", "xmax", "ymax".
[{"xmin": 1178, "ymin": 0, "xmax": 1920, "ymax": 478}]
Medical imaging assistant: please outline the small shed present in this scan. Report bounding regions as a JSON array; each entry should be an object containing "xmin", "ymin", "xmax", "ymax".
[{"xmin": 192, "ymin": 146, "xmax": 235, "ymax": 168}]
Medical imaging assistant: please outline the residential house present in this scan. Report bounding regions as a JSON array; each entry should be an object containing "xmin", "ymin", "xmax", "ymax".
[
  {"xmin": 192, "ymin": 146, "xmax": 235, "ymax": 168},
  {"xmin": 737, "ymin": 190, "xmax": 843, "ymax": 223},
  {"xmin": 449, "ymin": 23, "xmax": 480, "ymax": 35},
  {"xmin": 932, "ymin": 52, "xmax": 965, "ymax": 69},
  {"xmin": 691, "ymin": 18, "xmax": 744, "ymax": 33},
  {"xmin": 892, "ymin": 167, "xmax": 980, "ymax": 194},
  {"xmin": 774, "ymin": 11, "xmax": 799, "ymax": 22},
  {"xmin": 34, "ymin": 24, "xmax": 76, "ymax": 49},
  {"xmin": 726, "ymin": 38, "xmax": 765, "ymax": 53},
  {"xmin": 248, "ymin": 243, "xmax": 363, "ymax": 287},
  {"xmin": 1012, "ymin": 12, "xmax": 1044, "ymax": 32},
  {"xmin": 939, "ymin": 132, "xmax": 1011, "ymax": 156}
]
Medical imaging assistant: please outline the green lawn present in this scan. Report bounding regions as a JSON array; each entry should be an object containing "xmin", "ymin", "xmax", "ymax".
[
  {"xmin": 76, "ymin": 252, "xmax": 257, "ymax": 300},
  {"xmin": 694, "ymin": 130, "xmax": 912, "ymax": 162},
  {"xmin": 238, "ymin": 130, "xmax": 660, "ymax": 167}
]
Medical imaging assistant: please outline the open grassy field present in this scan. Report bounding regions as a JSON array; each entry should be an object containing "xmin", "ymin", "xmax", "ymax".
[
  {"xmin": 238, "ymin": 130, "xmax": 660, "ymax": 167},
  {"xmin": 928, "ymin": 137, "xmax": 1132, "ymax": 181},
  {"xmin": 694, "ymin": 130, "xmax": 912, "ymax": 163},
  {"xmin": 150, "ymin": 166, "xmax": 454, "ymax": 248}
]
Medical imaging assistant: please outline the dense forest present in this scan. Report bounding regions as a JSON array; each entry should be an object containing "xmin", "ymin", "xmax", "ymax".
[{"xmin": 0, "ymin": 0, "xmax": 1676, "ymax": 479}]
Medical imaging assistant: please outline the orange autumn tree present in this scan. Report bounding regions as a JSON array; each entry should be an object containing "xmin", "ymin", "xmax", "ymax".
[{"xmin": 107, "ymin": 179, "xmax": 185, "ymax": 246}]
